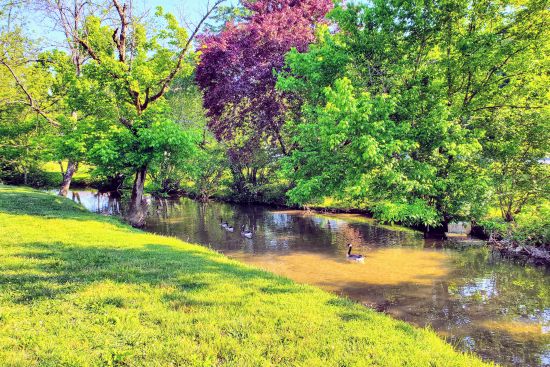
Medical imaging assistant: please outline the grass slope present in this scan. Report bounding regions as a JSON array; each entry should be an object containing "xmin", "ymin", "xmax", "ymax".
[{"xmin": 0, "ymin": 185, "xmax": 491, "ymax": 367}]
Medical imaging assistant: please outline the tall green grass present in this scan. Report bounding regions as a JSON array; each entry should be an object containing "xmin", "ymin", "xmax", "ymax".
[{"xmin": 0, "ymin": 185, "xmax": 491, "ymax": 366}]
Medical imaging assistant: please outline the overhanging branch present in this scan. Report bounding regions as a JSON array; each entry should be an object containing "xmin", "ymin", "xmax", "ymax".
[
  {"xmin": 144, "ymin": 0, "xmax": 226, "ymax": 107},
  {"xmin": 0, "ymin": 58, "xmax": 61, "ymax": 127}
]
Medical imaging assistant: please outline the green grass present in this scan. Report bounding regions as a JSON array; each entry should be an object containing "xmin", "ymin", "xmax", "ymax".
[{"xmin": 0, "ymin": 185, "xmax": 491, "ymax": 366}]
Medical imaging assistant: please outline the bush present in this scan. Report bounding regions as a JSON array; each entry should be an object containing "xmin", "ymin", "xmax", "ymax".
[
  {"xmin": 480, "ymin": 202, "xmax": 549, "ymax": 247},
  {"xmin": 370, "ymin": 200, "xmax": 441, "ymax": 227},
  {"xmin": 0, "ymin": 165, "xmax": 59, "ymax": 188},
  {"xmin": 513, "ymin": 204, "xmax": 550, "ymax": 247}
]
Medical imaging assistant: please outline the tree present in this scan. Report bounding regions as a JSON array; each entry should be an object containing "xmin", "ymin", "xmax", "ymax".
[
  {"xmin": 161, "ymin": 73, "xmax": 229, "ymax": 201},
  {"xmin": 1, "ymin": 1, "xmax": 102, "ymax": 196},
  {"xmin": 35, "ymin": 0, "xmax": 224, "ymax": 226},
  {"xmin": 37, "ymin": 0, "xmax": 94, "ymax": 196},
  {"xmin": 277, "ymin": 0, "xmax": 549, "ymax": 227},
  {"xmin": 0, "ymin": 25, "xmax": 73, "ymax": 188},
  {"xmin": 196, "ymin": 0, "xmax": 333, "ymax": 199},
  {"xmin": 0, "ymin": 27, "xmax": 39, "ymax": 184},
  {"xmin": 484, "ymin": 109, "xmax": 549, "ymax": 222}
]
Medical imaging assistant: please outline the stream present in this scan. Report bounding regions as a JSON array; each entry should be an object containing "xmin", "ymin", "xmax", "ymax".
[{"xmin": 61, "ymin": 189, "xmax": 550, "ymax": 367}]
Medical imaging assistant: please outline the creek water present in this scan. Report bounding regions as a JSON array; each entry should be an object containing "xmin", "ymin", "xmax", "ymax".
[{"xmin": 62, "ymin": 190, "xmax": 550, "ymax": 367}]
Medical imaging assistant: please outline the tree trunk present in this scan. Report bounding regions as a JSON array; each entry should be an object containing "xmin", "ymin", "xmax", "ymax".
[
  {"xmin": 23, "ymin": 146, "xmax": 29, "ymax": 185},
  {"xmin": 58, "ymin": 160, "xmax": 77, "ymax": 197},
  {"xmin": 127, "ymin": 165, "xmax": 148, "ymax": 227},
  {"xmin": 230, "ymin": 163, "xmax": 246, "ymax": 195},
  {"xmin": 504, "ymin": 210, "xmax": 514, "ymax": 222}
]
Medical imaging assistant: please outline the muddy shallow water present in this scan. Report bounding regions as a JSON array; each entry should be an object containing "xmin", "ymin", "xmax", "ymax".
[{"xmin": 62, "ymin": 190, "xmax": 550, "ymax": 366}]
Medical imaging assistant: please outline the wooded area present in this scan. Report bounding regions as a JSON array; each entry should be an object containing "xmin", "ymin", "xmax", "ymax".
[{"xmin": 1, "ymin": 0, "xmax": 548, "ymax": 246}]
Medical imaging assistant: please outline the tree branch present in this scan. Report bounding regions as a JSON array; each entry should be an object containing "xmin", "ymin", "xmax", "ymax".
[
  {"xmin": 0, "ymin": 58, "xmax": 61, "ymax": 127},
  {"xmin": 471, "ymin": 104, "xmax": 545, "ymax": 112},
  {"xmin": 145, "ymin": 0, "xmax": 225, "ymax": 107},
  {"xmin": 112, "ymin": 0, "xmax": 127, "ymax": 62},
  {"xmin": 75, "ymin": 36, "xmax": 100, "ymax": 61}
]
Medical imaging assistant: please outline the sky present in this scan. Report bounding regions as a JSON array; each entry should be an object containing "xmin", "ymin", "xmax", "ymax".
[{"xmin": 18, "ymin": 0, "xmax": 238, "ymax": 49}]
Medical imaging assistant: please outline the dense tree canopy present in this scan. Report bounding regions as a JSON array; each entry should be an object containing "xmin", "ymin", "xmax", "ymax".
[{"xmin": 277, "ymin": 0, "xmax": 549, "ymax": 226}]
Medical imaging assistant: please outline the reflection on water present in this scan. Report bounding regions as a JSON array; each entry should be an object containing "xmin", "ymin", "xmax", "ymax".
[
  {"xmin": 62, "ymin": 191, "xmax": 550, "ymax": 367},
  {"xmin": 51, "ymin": 189, "xmax": 122, "ymax": 215}
]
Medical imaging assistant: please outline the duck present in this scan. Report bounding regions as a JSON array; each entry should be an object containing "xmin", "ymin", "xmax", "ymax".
[
  {"xmin": 241, "ymin": 225, "xmax": 253, "ymax": 239},
  {"xmin": 346, "ymin": 244, "xmax": 364, "ymax": 262}
]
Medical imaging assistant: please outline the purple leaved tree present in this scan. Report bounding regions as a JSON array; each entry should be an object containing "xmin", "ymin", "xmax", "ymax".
[{"xmin": 196, "ymin": 0, "xmax": 332, "ymax": 197}]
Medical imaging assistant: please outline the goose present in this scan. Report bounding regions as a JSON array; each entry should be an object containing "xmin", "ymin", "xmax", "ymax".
[
  {"xmin": 220, "ymin": 218, "xmax": 228, "ymax": 228},
  {"xmin": 241, "ymin": 225, "xmax": 253, "ymax": 239},
  {"xmin": 225, "ymin": 224, "xmax": 234, "ymax": 232},
  {"xmin": 346, "ymin": 244, "xmax": 364, "ymax": 262}
]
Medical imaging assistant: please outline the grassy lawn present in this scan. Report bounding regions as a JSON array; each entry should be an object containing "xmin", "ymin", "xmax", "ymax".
[{"xmin": 0, "ymin": 185, "xmax": 491, "ymax": 366}]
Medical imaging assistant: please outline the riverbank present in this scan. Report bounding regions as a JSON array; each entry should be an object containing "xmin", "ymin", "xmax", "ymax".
[
  {"xmin": 0, "ymin": 185, "xmax": 491, "ymax": 366},
  {"xmin": 21, "ymin": 169, "xmax": 550, "ymax": 268},
  {"xmin": 489, "ymin": 238, "xmax": 550, "ymax": 266}
]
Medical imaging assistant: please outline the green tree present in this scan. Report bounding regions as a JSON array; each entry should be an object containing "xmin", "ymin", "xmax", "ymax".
[
  {"xmin": 0, "ymin": 27, "xmax": 66, "ymax": 187},
  {"xmin": 278, "ymin": 0, "xmax": 549, "ymax": 227},
  {"xmin": 162, "ymin": 74, "xmax": 228, "ymax": 201},
  {"xmin": 38, "ymin": 0, "xmax": 223, "ymax": 226},
  {"xmin": 1, "ymin": 1, "xmax": 99, "ymax": 196}
]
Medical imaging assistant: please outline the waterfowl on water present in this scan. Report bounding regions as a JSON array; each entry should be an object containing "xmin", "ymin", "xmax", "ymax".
[
  {"xmin": 347, "ymin": 244, "xmax": 364, "ymax": 262},
  {"xmin": 241, "ymin": 225, "xmax": 253, "ymax": 239}
]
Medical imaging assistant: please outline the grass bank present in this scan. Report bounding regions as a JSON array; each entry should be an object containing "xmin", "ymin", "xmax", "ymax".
[{"xmin": 0, "ymin": 185, "xmax": 491, "ymax": 366}]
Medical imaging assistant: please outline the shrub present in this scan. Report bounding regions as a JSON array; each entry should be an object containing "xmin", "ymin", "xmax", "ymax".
[{"xmin": 370, "ymin": 200, "xmax": 441, "ymax": 227}]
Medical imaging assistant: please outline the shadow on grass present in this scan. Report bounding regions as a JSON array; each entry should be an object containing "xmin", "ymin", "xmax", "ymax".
[{"xmin": 0, "ymin": 241, "xmax": 299, "ymax": 306}]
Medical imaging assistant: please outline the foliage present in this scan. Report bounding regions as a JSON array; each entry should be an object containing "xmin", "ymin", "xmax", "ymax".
[
  {"xmin": 513, "ymin": 205, "xmax": 550, "ymax": 246},
  {"xmin": 10, "ymin": 1, "xmax": 224, "ymax": 225},
  {"xmin": 0, "ymin": 185, "xmax": 490, "ymax": 366},
  {"xmin": 481, "ymin": 201, "xmax": 550, "ymax": 247},
  {"xmin": 186, "ymin": 142, "xmax": 229, "ymax": 201},
  {"xmin": 0, "ymin": 18, "xmax": 111, "ymax": 190},
  {"xmin": 484, "ymin": 107, "xmax": 550, "ymax": 221},
  {"xmin": 204, "ymin": 3, "xmax": 252, "ymax": 33},
  {"xmin": 196, "ymin": 0, "xmax": 333, "ymax": 198},
  {"xmin": 197, "ymin": 0, "xmax": 332, "ymax": 142},
  {"xmin": 277, "ymin": 0, "xmax": 549, "ymax": 227},
  {"xmin": 2, "ymin": 1, "xmax": 228, "ymax": 207},
  {"xmin": 133, "ymin": 72, "xmax": 230, "ymax": 199},
  {"xmin": 74, "ymin": 5, "xmax": 199, "ymax": 176},
  {"xmin": 0, "ymin": 29, "xmax": 57, "ymax": 185},
  {"xmin": 370, "ymin": 200, "xmax": 441, "ymax": 227}
]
